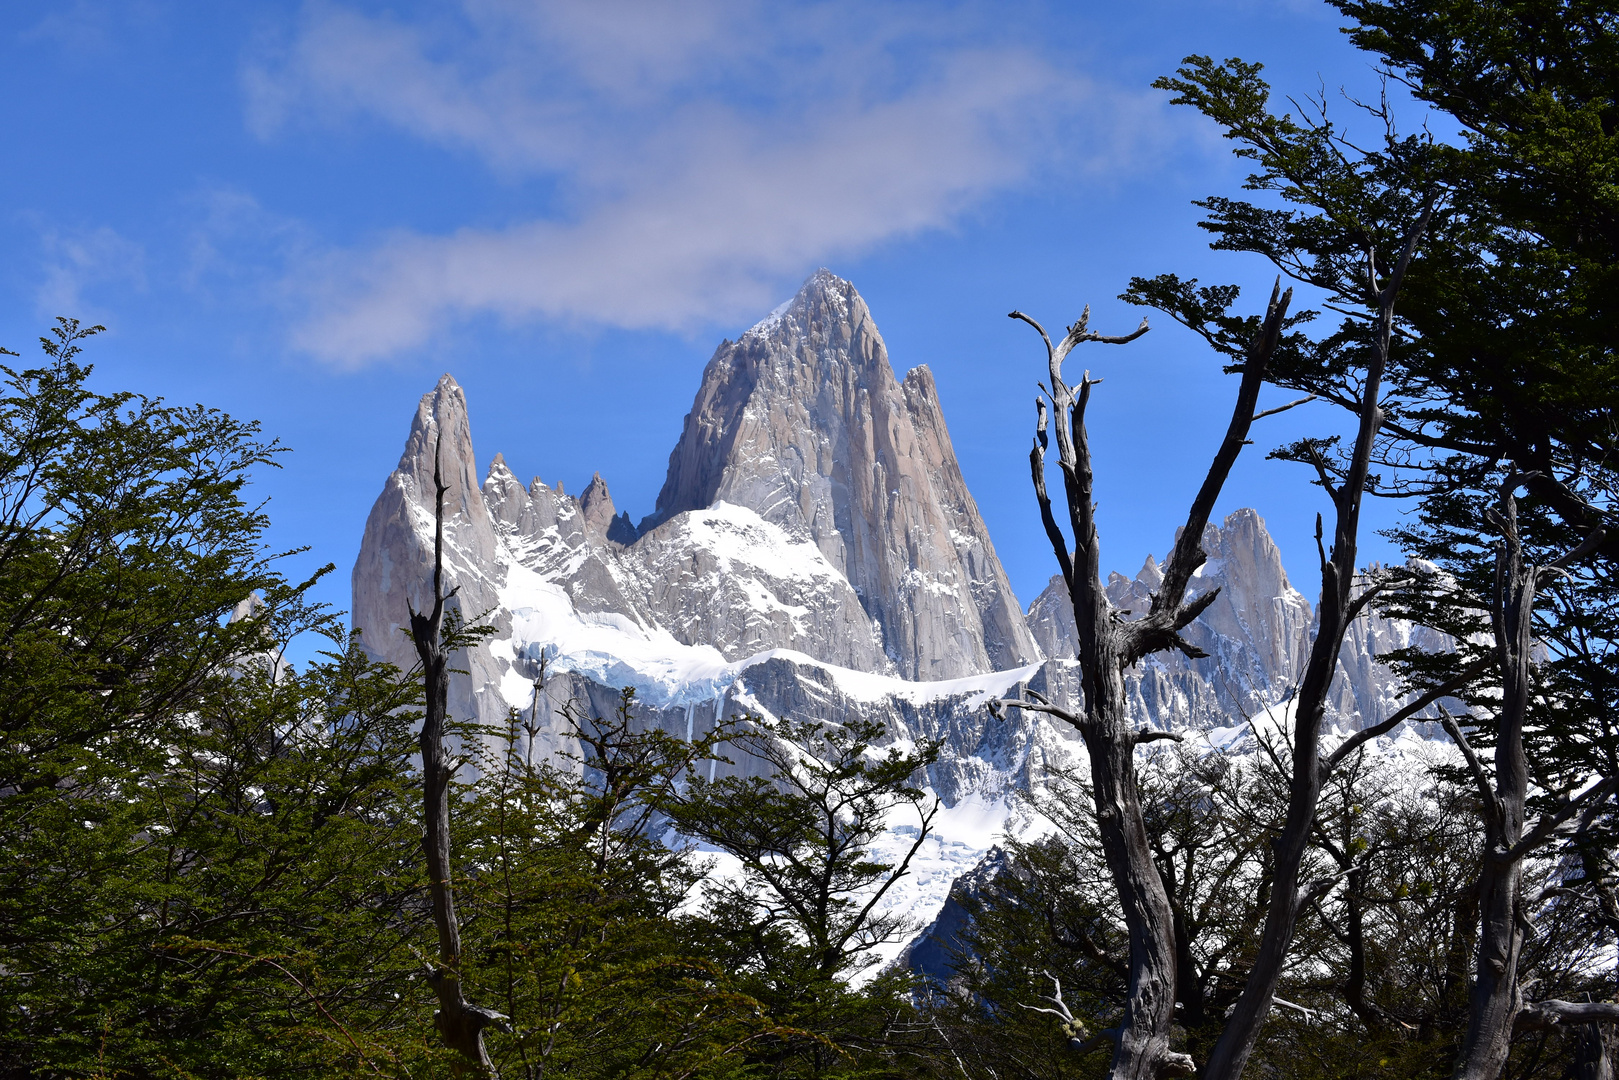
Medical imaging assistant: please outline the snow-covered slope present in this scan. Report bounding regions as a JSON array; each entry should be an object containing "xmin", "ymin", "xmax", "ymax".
[
  {"xmin": 350, "ymin": 271, "xmax": 1454, "ymax": 974},
  {"xmin": 1027, "ymin": 509, "xmax": 1455, "ymax": 734}
]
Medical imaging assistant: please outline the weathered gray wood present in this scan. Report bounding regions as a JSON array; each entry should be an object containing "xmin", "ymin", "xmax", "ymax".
[
  {"xmin": 1201, "ymin": 214, "xmax": 1431, "ymax": 1080},
  {"xmin": 1571, "ymin": 1023, "xmax": 1616, "ymax": 1080},
  {"xmin": 1447, "ymin": 482, "xmax": 1608, "ymax": 1080},
  {"xmin": 409, "ymin": 440, "xmax": 507, "ymax": 1077},
  {"xmin": 1516, "ymin": 1000, "xmax": 1619, "ymax": 1032},
  {"xmin": 1004, "ymin": 282, "xmax": 1290, "ymax": 1079}
]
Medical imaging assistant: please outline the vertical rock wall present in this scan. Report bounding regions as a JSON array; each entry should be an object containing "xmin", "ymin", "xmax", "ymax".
[{"xmin": 643, "ymin": 269, "xmax": 1039, "ymax": 680}]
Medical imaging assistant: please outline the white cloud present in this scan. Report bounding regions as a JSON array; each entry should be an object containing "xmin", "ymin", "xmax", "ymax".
[
  {"xmin": 247, "ymin": 1, "xmax": 1165, "ymax": 366},
  {"xmin": 35, "ymin": 224, "xmax": 146, "ymax": 320},
  {"xmin": 181, "ymin": 186, "xmax": 319, "ymax": 295}
]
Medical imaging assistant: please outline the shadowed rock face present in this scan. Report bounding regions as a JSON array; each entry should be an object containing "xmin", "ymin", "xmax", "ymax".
[{"xmin": 643, "ymin": 269, "xmax": 1039, "ymax": 680}]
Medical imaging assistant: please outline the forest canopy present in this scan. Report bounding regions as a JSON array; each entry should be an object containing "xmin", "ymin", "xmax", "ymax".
[{"xmin": 2, "ymin": 3, "xmax": 1617, "ymax": 1079}]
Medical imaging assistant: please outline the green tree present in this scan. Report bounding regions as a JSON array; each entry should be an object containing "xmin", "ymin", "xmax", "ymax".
[
  {"xmin": 672, "ymin": 715, "xmax": 942, "ymax": 1078},
  {"xmin": 1319, "ymin": 6, "xmax": 1619, "ymax": 1072},
  {"xmin": 450, "ymin": 685, "xmax": 771, "ymax": 1080},
  {"xmin": 0, "ymin": 321, "xmax": 438, "ymax": 1076}
]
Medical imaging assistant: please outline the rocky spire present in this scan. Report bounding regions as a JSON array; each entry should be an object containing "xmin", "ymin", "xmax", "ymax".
[
  {"xmin": 643, "ymin": 269, "xmax": 1038, "ymax": 680},
  {"xmin": 350, "ymin": 374, "xmax": 510, "ymax": 724},
  {"xmin": 579, "ymin": 472, "xmax": 617, "ymax": 540},
  {"xmin": 1026, "ymin": 508, "xmax": 1450, "ymax": 732}
]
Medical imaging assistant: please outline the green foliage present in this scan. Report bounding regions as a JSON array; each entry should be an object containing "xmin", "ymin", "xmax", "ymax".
[
  {"xmin": 1111, "ymin": 13, "xmax": 1619, "ymax": 1070},
  {"xmin": 924, "ymin": 747, "xmax": 1571, "ymax": 1078},
  {"xmin": 1334, "ymin": 1, "xmax": 1619, "ymax": 524},
  {"xmin": 676, "ymin": 716, "xmax": 941, "ymax": 987},
  {"xmin": 0, "ymin": 319, "xmax": 288, "ymax": 796},
  {"xmin": 0, "ymin": 322, "xmax": 436, "ymax": 1076},
  {"xmin": 1125, "ymin": 52, "xmax": 1441, "ymax": 491},
  {"xmin": 0, "ymin": 327, "xmax": 959, "ymax": 1077},
  {"xmin": 12, "ymin": 8, "xmax": 1619, "ymax": 1072},
  {"xmin": 450, "ymin": 690, "xmax": 773, "ymax": 1080},
  {"xmin": 672, "ymin": 715, "xmax": 944, "ymax": 1078}
]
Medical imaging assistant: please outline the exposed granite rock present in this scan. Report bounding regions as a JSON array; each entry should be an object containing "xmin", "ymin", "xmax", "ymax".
[
  {"xmin": 350, "ymin": 374, "xmax": 512, "ymax": 729},
  {"xmin": 356, "ymin": 272, "xmax": 1040, "ymax": 712},
  {"xmin": 350, "ymin": 319, "xmax": 1460, "ymax": 973},
  {"xmin": 579, "ymin": 472, "xmax": 619, "ymax": 542},
  {"xmin": 482, "ymin": 455, "xmax": 654, "ymax": 627},
  {"xmin": 624, "ymin": 502, "xmax": 888, "ymax": 671},
  {"xmin": 642, "ymin": 269, "xmax": 1039, "ymax": 681},
  {"xmin": 1027, "ymin": 508, "xmax": 1450, "ymax": 732}
]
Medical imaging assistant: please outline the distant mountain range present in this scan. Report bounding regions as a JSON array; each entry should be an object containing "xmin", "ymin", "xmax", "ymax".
[{"xmin": 349, "ymin": 269, "xmax": 1445, "ymax": 963}]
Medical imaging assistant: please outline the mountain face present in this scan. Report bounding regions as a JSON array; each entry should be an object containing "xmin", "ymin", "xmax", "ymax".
[
  {"xmin": 1026, "ymin": 509, "xmax": 1453, "ymax": 734},
  {"xmin": 350, "ymin": 375, "xmax": 511, "ymax": 732},
  {"xmin": 642, "ymin": 269, "xmax": 1038, "ymax": 680},
  {"xmin": 350, "ymin": 269, "xmax": 1445, "ymax": 967}
]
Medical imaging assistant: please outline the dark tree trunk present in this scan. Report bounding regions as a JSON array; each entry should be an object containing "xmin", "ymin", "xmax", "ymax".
[
  {"xmin": 1572, "ymin": 1023, "xmax": 1614, "ymax": 1080},
  {"xmin": 1342, "ymin": 868, "xmax": 1383, "ymax": 1036},
  {"xmin": 410, "ymin": 441, "xmax": 506, "ymax": 1077},
  {"xmin": 1169, "ymin": 881, "xmax": 1207, "ymax": 1032},
  {"xmin": 1201, "ymin": 216, "xmax": 1432, "ymax": 1080},
  {"xmin": 1439, "ymin": 483, "xmax": 1610, "ymax": 1079},
  {"xmin": 1452, "ymin": 481, "xmax": 1534, "ymax": 1080},
  {"xmin": 1003, "ymin": 283, "xmax": 1292, "ymax": 1078}
]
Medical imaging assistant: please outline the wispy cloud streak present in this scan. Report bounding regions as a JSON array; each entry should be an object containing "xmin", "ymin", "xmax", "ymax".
[{"xmin": 247, "ymin": 1, "xmax": 1161, "ymax": 365}]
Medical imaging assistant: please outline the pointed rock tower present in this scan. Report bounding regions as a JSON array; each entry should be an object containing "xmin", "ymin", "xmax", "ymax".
[
  {"xmin": 643, "ymin": 269, "xmax": 1038, "ymax": 680},
  {"xmin": 350, "ymin": 374, "xmax": 511, "ymax": 724}
]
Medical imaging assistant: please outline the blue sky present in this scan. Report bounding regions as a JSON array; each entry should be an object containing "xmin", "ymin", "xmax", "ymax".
[{"xmin": 1, "ymin": 0, "xmax": 1428, "ymax": 649}]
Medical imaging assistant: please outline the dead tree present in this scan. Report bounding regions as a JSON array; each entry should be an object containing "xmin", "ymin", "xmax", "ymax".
[
  {"xmin": 1200, "ymin": 214, "xmax": 1438, "ymax": 1080},
  {"xmin": 995, "ymin": 283, "xmax": 1292, "ymax": 1079},
  {"xmin": 1442, "ymin": 475, "xmax": 1615, "ymax": 1080},
  {"xmin": 409, "ymin": 441, "xmax": 508, "ymax": 1076}
]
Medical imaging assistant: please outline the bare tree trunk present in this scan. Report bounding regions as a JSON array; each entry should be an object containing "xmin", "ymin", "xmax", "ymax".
[
  {"xmin": 1169, "ymin": 879, "xmax": 1207, "ymax": 1032},
  {"xmin": 1201, "ymin": 217, "xmax": 1432, "ymax": 1080},
  {"xmin": 1002, "ymin": 283, "xmax": 1292, "ymax": 1078},
  {"xmin": 411, "ymin": 441, "xmax": 507, "ymax": 1077},
  {"xmin": 1453, "ymin": 480, "xmax": 1534, "ymax": 1080},
  {"xmin": 1341, "ymin": 866, "xmax": 1382, "ymax": 1036},
  {"xmin": 1573, "ymin": 1024, "xmax": 1615, "ymax": 1080},
  {"xmin": 1442, "ymin": 482, "xmax": 1610, "ymax": 1080}
]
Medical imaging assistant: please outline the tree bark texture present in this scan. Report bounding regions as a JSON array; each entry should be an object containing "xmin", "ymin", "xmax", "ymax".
[
  {"xmin": 1201, "ymin": 220, "xmax": 1430, "ymax": 1080},
  {"xmin": 1436, "ymin": 483, "xmax": 1611, "ymax": 1079},
  {"xmin": 410, "ymin": 442, "xmax": 506, "ymax": 1077},
  {"xmin": 1008, "ymin": 283, "xmax": 1291, "ymax": 1078},
  {"xmin": 1573, "ymin": 1024, "xmax": 1616, "ymax": 1080},
  {"xmin": 1452, "ymin": 481, "xmax": 1534, "ymax": 1080},
  {"xmin": 1519, "ymin": 1001, "xmax": 1619, "ymax": 1080}
]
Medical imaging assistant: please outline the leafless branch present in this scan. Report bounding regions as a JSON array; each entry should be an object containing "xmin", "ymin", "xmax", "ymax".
[
  {"xmin": 1297, "ymin": 867, "xmax": 1352, "ymax": 909},
  {"xmin": 1304, "ymin": 442, "xmax": 1342, "ymax": 507},
  {"xmin": 1441, "ymin": 712, "xmax": 1501, "ymax": 828},
  {"xmin": 1252, "ymin": 395, "xmax": 1318, "ymax": 422},
  {"xmin": 1516, "ymin": 1000, "xmax": 1619, "ymax": 1032},
  {"xmin": 1340, "ymin": 582, "xmax": 1387, "ymax": 627},
  {"xmin": 1327, "ymin": 661, "xmax": 1488, "ymax": 771},
  {"xmin": 1272, "ymin": 997, "xmax": 1319, "ymax": 1020},
  {"xmin": 991, "ymin": 697, "xmax": 1081, "ymax": 730},
  {"xmin": 1508, "ymin": 775, "xmax": 1619, "ymax": 863},
  {"xmin": 1543, "ymin": 526, "xmax": 1607, "ymax": 573}
]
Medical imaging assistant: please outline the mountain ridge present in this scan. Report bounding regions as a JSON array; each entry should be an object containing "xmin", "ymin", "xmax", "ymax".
[{"xmin": 348, "ymin": 269, "xmax": 1446, "ymax": 968}]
